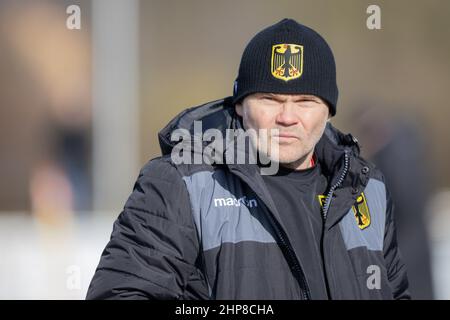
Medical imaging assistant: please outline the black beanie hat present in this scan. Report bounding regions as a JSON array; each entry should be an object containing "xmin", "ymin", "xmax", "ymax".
[{"xmin": 233, "ymin": 18, "xmax": 338, "ymax": 116}]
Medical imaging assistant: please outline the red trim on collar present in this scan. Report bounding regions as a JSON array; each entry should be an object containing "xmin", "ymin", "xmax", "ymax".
[{"xmin": 310, "ymin": 154, "xmax": 316, "ymax": 167}]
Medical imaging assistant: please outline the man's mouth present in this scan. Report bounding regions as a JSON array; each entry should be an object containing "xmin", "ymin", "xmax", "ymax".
[{"xmin": 273, "ymin": 133, "xmax": 299, "ymax": 140}]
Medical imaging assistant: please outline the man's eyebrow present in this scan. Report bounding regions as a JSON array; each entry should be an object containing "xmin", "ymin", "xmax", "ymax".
[
  {"xmin": 294, "ymin": 95, "xmax": 321, "ymax": 101},
  {"xmin": 260, "ymin": 93, "xmax": 278, "ymax": 98},
  {"xmin": 259, "ymin": 93, "xmax": 285, "ymax": 101}
]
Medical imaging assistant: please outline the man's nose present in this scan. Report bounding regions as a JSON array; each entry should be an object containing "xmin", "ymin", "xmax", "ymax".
[{"xmin": 275, "ymin": 103, "xmax": 299, "ymax": 126}]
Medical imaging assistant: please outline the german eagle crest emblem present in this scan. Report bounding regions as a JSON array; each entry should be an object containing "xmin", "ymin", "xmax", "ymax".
[
  {"xmin": 352, "ymin": 192, "xmax": 371, "ymax": 230},
  {"xmin": 317, "ymin": 192, "xmax": 371, "ymax": 230},
  {"xmin": 271, "ymin": 43, "xmax": 303, "ymax": 81}
]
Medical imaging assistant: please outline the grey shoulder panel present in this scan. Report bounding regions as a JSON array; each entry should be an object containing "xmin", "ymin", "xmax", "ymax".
[
  {"xmin": 339, "ymin": 178, "xmax": 387, "ymax": 251},
  {"xmin": 182, "ymin": 169, "xmax": 276, "ymax": 251}
]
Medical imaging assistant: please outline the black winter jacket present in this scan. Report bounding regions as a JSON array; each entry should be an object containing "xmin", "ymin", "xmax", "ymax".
[{"xmin": 86, "ymin": 97, "xmax": 410, "ymax": 300}]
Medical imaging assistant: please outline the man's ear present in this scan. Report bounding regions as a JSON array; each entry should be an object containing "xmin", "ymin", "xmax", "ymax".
[{"xmin": 235, "ymin": 103, "xmax": 243, "ymax": 117}]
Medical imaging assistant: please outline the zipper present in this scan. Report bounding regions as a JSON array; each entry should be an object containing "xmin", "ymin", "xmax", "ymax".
[
  {"xmin": 320, "ymin": 151, "xmax": 350, "ymax": 299},
  {"xmin": 321, "ymin": 152, "xmax": 350, "ymax": 221},
  {"xmin": 268, "ymin": 151, "xmax": 350, "ymax": 300},
  {"xmin": 228, "ymin": 167, "xmax": 311, "ymax": 300},
  {"xmin": 263, "ymin": 207, "xmax": 311, "ymax": 300}
]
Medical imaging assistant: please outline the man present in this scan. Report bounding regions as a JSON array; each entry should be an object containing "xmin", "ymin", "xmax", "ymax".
[{"xmin": 87, "ymin": 19, "xmax": 410, "ymax": 299}]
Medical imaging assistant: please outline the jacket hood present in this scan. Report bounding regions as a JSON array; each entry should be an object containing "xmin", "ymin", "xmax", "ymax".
[{"xmin": 158, "ymin": 97, "xmax": 361, "ymax": 174}]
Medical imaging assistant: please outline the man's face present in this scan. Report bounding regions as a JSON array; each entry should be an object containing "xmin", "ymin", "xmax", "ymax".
[{"xmin": 235, "ymin": 93, "xmax": 330, "ymax": 168}]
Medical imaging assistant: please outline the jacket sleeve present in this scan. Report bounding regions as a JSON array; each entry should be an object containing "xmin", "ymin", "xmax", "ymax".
[
  {"xmin": 383, "ymin": 185, "xmax": 411, "ymax": 300},
  {"xmin": 86, "ymin": 158, "xmax": 209, "ymax": 299}
]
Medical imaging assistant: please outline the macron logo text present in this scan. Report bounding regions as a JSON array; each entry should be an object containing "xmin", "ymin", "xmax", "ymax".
[{"xmin": 213, "ymin": 196, "xmax": 258, "ymax": 208}]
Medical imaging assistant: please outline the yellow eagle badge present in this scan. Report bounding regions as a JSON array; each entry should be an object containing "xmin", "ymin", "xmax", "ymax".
[
  {"xmin": 317, "ymin": 193, "xmax": 371, "ymax": 230},
  {"xmin": 352, "ymin": 193, "xmax": 371, "ymax": 230},
  {"xmin": 271, "ymin": 43, "xmax": 303, "ymax": 81},
  {"xmin": 318, "ymin": 195, "xmax": 326, "ymax": 208}
]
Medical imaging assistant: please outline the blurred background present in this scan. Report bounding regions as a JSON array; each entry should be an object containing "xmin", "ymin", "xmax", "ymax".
[{"xmin": 0, "ymin": 0, "xmax": 449, "ymax": 299}]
